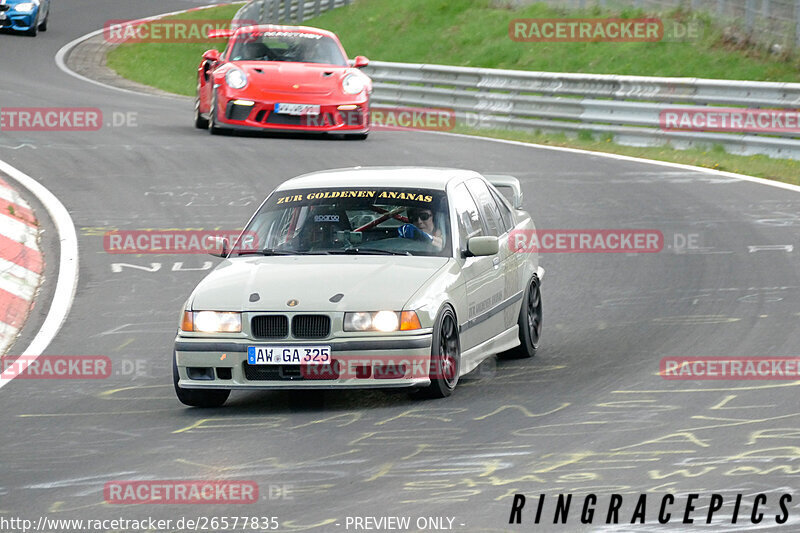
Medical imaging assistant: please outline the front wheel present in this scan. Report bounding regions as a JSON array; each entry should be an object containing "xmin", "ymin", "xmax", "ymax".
[
  {"xmin": 173, "ymin": 353, "xmax": 230, "ymax": 408},
  {"xmin": 194, "ymin": 98, "xmax": 209, "ymax": 129},
  {"xmin": 419, "ymin": 306, "xmax": 460, "ymax": 398},
  {"xmin": 208, "ymin": 92, "xmax": 224, "ymax": 135},
  {"xmin": 25, "ymin": 15, "xmax": 39, "ymax": 36},
  {"xmin": 504, "ymin": 276, "xmax": 542, "ymax": 359},
  {"xmin": 38, "ymin": 10, "xmax": 48, "ymax": 31}
]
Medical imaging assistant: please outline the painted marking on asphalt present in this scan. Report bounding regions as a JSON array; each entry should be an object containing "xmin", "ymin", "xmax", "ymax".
[{"xmin": 748, "ymin": 244, "xmax": 794, "ymax": 253}]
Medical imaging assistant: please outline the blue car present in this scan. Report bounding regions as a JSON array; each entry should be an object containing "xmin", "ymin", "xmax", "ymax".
[{"xmin": 0, "ymin": 0, "xmax": 50, "ymax": 36}]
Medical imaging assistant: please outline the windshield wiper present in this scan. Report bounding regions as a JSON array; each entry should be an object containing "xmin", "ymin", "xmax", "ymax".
[
  {"xmin": 236, "ymin": 248, "xmax": 296, "ymax": 256},
  {"xmin": 330, "ymin": 248, "xmax": 413, "ymax": 256},
  {"xmin": 237, "ymin": 249, "xmax": 335, "ymax": 256}
]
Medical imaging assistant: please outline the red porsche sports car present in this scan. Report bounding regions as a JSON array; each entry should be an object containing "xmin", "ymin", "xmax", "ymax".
[{"xmin": 195, "ymin": 25, "xmax": 372, "ymax": 139}]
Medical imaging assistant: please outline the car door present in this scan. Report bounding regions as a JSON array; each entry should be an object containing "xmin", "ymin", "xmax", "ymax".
[
  {"xmin": 451, "ymin": 182, "xmax": 505, "ymax": 352},
  {"xmin": 465, "ymin": 179, "xmax": 520, "ymax": 332}
]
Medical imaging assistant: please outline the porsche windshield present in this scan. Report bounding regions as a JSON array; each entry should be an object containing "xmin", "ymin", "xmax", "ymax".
[
  {"xmin": 229, "ymin": 31, "xmax": 348, "ymax": 66},
  {"xmin": 238, "ymin": 187, "xmax": 451, "ymax": 257}
]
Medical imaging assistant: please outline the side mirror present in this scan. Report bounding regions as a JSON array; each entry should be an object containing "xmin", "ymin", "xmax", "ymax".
[
  {"xmin": 205, "ymin": 236, "xmax": 229, "ymax": 258},
  {"xmin": 466, "ymin": 236, "xmax": 499, "ymax": 257},
  {"xmin": 202, "ymin": 49, "xmax": 221, "ymax": 62},
  {"xmin": 353, "ymin": 56, "xmax": 369, "ymax": 69}
]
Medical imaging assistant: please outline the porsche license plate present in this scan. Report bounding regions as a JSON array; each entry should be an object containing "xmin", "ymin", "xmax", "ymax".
[
  {"xmin": 274, "ymin": 103, "xmax": 320, "ymax": 116},
  {"xmin": 248, "ymin": 345, "xmax": 331, "ymax": 365}
]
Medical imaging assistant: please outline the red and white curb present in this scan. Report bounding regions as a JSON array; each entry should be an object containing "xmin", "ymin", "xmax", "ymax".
[{"xmin": 0, "ymin": 176, "xmax": 43, "ymax": 355}]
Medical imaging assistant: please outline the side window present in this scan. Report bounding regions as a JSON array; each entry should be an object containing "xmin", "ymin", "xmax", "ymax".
[
  {"xmin": 489, "ymin": 186, "xmax": 515, "ymax": 232},
  {"xmin": 451, "ymin": 184, "xmax": 483, "ymax": 246},
  {"xmin": 466, "ymin": 179, "xmax": 504, "ymax": 237}
]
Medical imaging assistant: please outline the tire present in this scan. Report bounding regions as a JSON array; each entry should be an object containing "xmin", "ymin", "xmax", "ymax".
[
  {"xmin": 173, "ymin": 353, "xmax": 230, "ymax": 408},
  {"xmin": 419, "ymin": 306, "xmax": 460, "ymax": 398},
  {"xmin": 344, "ymin": 133, "xmax": 369, "ymax": 140},
  {"xmin": 39, "ymin": 11, "xmax": 47, "ymax": 31},
  {"xmin": 25, "ymin": 14, "xmax": 38, "ymax": 36},
  {"xmin": 208, "ymin": 92, "xmax": 223, "ymax": 135},
  {"xmin": 504, "ymin": 275, "xmax": 542, "ymax": 359},
  {"xmin": 194, "ymin": 98, "xmax": 209, "ymax": 129}
]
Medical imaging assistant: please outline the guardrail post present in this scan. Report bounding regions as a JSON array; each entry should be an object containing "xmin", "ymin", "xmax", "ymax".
[
  {"xmin": 745, "ymin": 0, "xmax": 756, "ymax": 33},
  {"xmin": 314, "ymin": 0, "xmax": 322, "ymax": 17},
  {"xmin": 796, "ymin": 0, "xmax": 800, "ymax": 48},
  {"xmin": 298, "ymin": 0, "xmax": 305, "ymax": 23}
]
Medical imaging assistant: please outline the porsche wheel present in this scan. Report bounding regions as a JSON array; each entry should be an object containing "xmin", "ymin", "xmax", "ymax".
[
  {"xmin": 39, "ymin": 13, "xmax": 48, "ymax": 31},
  {"xmin": 194, "ymin": 98, "xmax": 209, "ymax": 129},
  {"xmin": 173, "ymin": 353, "xmax": 230, "ymax": 408},
  {"xmin": 421, "ymin": 306, "xmax": 460, "ymax": 398},
  {"xmin": 344, "ymin": 133, "xmax": 369, "ymax": 140},
  {"xmin": 505, "ymin": 275, "xmax": 542, "ymax": 358},
  {"xmin": 208, "ymin": 92, "xmax": 223, "ymax": 135}
]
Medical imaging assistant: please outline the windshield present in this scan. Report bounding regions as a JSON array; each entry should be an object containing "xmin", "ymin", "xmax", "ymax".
[
  {"xmin": 229, "ymin": 31, "xmax": 348, "ymax": 66},
  {"xmin": 238, "ymin": 187, "xmax": 451, "ymax": 257}
]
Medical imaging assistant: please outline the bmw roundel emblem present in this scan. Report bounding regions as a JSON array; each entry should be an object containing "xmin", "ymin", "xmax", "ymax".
[{"xmin": 287, "ymin": 299, "xmax": 299, "ymax": 307}]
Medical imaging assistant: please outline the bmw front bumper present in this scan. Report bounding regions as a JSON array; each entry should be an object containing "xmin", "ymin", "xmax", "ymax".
[{"xmin": 174, "ymin": 333, "xmax": 434, "ymax": 390}]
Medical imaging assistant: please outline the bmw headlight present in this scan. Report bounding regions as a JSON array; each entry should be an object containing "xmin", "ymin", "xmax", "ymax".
[
  {"xmin": 182, "ymin": 311, "xmax": 241, "ymax": 333},
  {"xmin": 14, "ymin": 2, "xmax": 37, "ymax": 12},
  {"xmin": 344, "ymin": 311, "xmax": 421, "ymax": 332},
  {"xmin": 342, "ymin": 73, "xmax": 366, "ymax": 95},
  {"xmin": 225, "ymin": 68, "xmax": 248, "ymax": 90}
]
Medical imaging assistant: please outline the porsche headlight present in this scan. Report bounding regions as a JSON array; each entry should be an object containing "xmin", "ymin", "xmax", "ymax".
[
  {"xmin": 342, "ymin": 73, "xmax": 365, "ymax": 95},
  {"xmin": 182, "ymin": 311, "xmax": 241, "ymax": 333},
  {"xmin": 344, "ymin": 311, "xmax": 421, "ymax": 332},
  {"xmin": 14, "ymin": 2, "xmax": 37, "ymax": 12},
  {"xmin": 225, "ymin": 68, "xmax": 248, "ymax": 90}
]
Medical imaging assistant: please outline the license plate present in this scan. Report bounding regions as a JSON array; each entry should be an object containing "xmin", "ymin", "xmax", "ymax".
[
  {"xmin": 248, "ymin": 345, "xmax": 331, "ymax": 365},
  {"xmin": 274, "ymin": 103, "xmax": 320, "ymax": 116}
]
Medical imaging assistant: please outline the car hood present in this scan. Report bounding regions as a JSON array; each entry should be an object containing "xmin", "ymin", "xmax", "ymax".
[
  {"xmin": 233, "ymin": 61, "xmax": 354, "ymax": 96},
  {"xmin": 190, "ymin": 255, "xmax": 450, "ymax": 312}
]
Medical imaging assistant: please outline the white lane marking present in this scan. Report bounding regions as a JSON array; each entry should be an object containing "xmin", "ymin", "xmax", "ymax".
[
  {"xmin": 54, "ymin": 2, "xmax": 245, "ymax": 99},
  {"xmin": 0, "ymin": 212, "xmax": 39, "ymax": 248},
  {"xmin": 427, "ymin": 133, "xmax": 800, "ymax": 194},
  {"xmin": 0, "ymin": 160, "xmax": 78, "ymax": 389},
  {"xmin": 747, "ymin": 245, "xmax": 794, "ymax": 253}
]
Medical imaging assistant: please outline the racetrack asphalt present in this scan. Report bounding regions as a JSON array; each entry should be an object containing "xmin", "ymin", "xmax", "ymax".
[{"xmin": 1, "ymin": 1, "xmax": 799, "ymax": 531}]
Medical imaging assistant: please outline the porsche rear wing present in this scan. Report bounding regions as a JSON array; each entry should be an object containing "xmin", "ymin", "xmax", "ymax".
[{"xmin": 485, "ymin": 174, "xmax": 523, "ymax": 209}]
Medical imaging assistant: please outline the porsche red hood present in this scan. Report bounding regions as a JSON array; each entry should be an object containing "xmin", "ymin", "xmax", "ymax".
[{"xmin": 234, "ymin": 61, "xmax": 351, "ymax": 96}]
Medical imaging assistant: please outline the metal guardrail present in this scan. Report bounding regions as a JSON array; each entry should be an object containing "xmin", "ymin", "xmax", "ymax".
[
  {"xmin": 233, "ymin": 0, "xmax": 352, "ymax": 27},
  {"xmin": 364, "ymin": 61, "xmax": 800, "ymax": 159}
]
